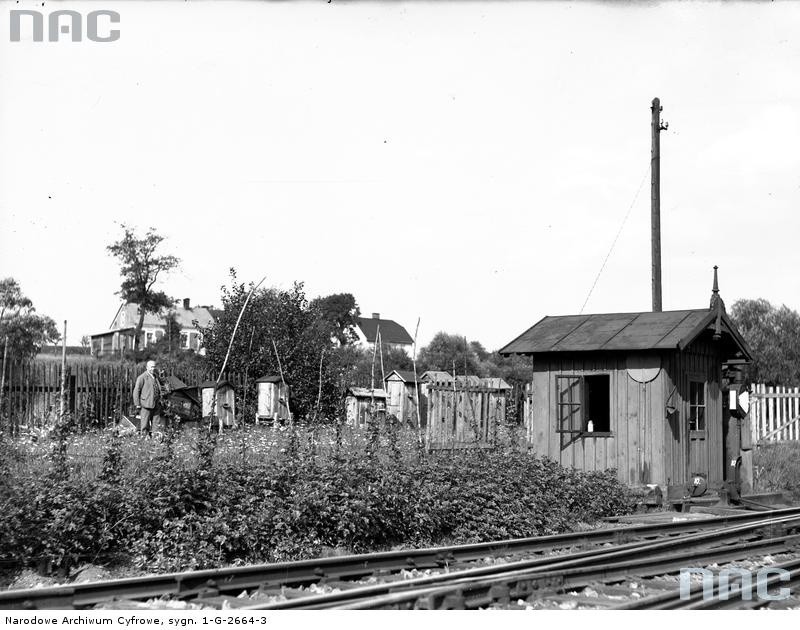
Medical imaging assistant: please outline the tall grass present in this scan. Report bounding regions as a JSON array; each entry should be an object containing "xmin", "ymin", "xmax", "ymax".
[{"xmin": 753, "ymin": 441, "xmax": 800, "ymax": 500}]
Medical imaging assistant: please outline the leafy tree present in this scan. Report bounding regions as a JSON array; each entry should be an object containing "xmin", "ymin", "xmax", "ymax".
[
  {"xmin": 0, "ymin": 278, "xmax": 60, "ymax": 360},
  {"xmin": 730, "ymin": 299, "xmax": 800, "ymax": 385},
  {"xmin": 418, "ymin": 332, "xmax": 481, "ymax": 375},
  {"xmin": 201, "ymin": 271, "xmax": 346, "ymax": 419},
  {"xmin": 107, "ymin": 225, "xmax": 180, "ymax": 352},
  {"xmin": 309, "ymin": 293, "xmax": 361, "ymax": 346},
  {"xmin": 342, "ymin": 344, "xmax": 415, "ymax": 389}
]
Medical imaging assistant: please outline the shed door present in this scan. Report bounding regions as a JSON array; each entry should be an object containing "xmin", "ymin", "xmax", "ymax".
[{"xmin": 687, "ymin": 380, "xmax": 709, "ymax": 479}]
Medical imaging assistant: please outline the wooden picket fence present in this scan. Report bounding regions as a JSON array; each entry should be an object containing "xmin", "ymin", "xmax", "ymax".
[
  {"xmin": 750, "ymin": 384, "xmax": 800, "ymax": 443},
  {"xmin": 0, "ymin": 360, "xmax": 248, "ymax": 435}
]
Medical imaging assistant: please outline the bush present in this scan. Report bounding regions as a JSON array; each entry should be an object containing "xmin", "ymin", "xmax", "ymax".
[
  {"xmin": 0, "ymin": 427, "xmax": 636, "ymax": 576},
  {"xmin": 754, "ymin": 441, "xmax": 800, "ymax": 500}
]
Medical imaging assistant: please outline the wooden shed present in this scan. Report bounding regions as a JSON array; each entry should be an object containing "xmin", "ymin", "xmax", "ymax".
[
  {"xmin": 384, "ymin": 370, "xmax": 424, "ymax": 426},
  {"xmin": 420, "ymin": 371, "xmax": 513, "ymax": 448},
  {"xmin": 255, "ymin": 375, "xmax": 291, "ymax": 425},
  {"xmin": 344, "ymin": 387, "xmax": 387, "ymax": 427},
  {"xmin": 499, "ymin": 274, "xmax": 751, "ymax": 498},
  {"xmin": 199, "ymin": 380, "xmax": 236, "ymax": 428}
]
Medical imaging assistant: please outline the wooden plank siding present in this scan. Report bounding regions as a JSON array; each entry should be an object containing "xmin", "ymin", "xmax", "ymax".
[{"xmin": 526, "ymin": 338, "xmax": 727, "ymax": 490}]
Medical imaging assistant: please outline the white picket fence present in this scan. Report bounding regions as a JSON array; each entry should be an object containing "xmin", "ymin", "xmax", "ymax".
[{"xmin": 750, "ymin": 384, "xmax": 800, "ymax": 443}]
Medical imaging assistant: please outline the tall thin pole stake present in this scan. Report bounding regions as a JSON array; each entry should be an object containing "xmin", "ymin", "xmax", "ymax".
[
  {"xmin": 0, "ymin": 336, "xmax": 7, "ymax": 431},
  {"xmin": 59, "ymin": 320, "xmax": 67, "ymax": 419},
  {"xmin": 411, "ymin": 318, "xmax": 423, "ymax": 450},
  {"xmin": 651, "ymin": 97, "xmax": 668, "ymax": 312}
]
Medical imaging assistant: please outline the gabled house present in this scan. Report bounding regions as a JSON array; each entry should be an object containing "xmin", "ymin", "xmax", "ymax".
[
  {"xmin": 355, "ymin": 313, "xmax": 414, "ymax": 351},
  {"xmin": 90, "ymin": 298, "xmax": 216, "ymax": 357}
]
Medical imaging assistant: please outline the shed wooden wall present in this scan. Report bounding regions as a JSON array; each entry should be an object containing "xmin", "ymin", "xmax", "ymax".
[
  {"xmin": 529, "ymin": 351, "xmax": 666, "ymax": 486},
  {"xmin": 201, "ymin": 386, "xmax": 235, "ymax": 427},
  {"xmin": 528, "ymin": 341, "xmax": 724, "ymax": 489},
  {"xmin": 345, "ymin": 396, "xmax": 386, "ymax": 427},
  {"xmin": 256, "ymin": 382, "xmax": 290, "ymax": 423},
  {"xmin": 385, "ymin": 377, "xmax": 420, "ymax": 425},
  {"xmin": 661, "ymin": 337, "xmax": 724, "ymax": 488}
]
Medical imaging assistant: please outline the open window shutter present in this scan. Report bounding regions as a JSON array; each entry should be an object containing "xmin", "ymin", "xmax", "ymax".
[{"xmin": 556, "ymin": 376, "xmax": 583, "ymax": 433}]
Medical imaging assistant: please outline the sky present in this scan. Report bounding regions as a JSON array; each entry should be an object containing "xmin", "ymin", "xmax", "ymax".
[{"xmin": 1, "ymin": 1, "xmax": 798, "ymax": 350}]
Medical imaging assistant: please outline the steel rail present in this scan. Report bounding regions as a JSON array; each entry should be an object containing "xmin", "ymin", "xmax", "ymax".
[
  {"xmin": 615, "ymin": 556, "xmax": 800, "ymax": 610},
  {"xmin": 329, "ymin": 534, "xmax": 800, "ymax": 610},
  {"xmin": 243, "ymin": 512, "xmax": 800, "ymax": 609},
  {"xmin": 3, "ymin": 506, "xmax": 799, "ymax": 610}
]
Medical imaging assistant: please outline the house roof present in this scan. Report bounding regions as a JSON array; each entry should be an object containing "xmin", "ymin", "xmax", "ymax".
[
  {"xmin": 90, "ymin": 326, "xmax": 136, "ymax": 338},
  {"xmin": 481, "ymin": 377, "xmax": 513, "ymax": 391},
  {"xmin": 166, "ymin": 375, "xmax": 188, "ymax": 390},
  {"xmin": 499, "ymin": 309, "xmax": 752, "ymax": 360},
  {"xmin": 384, "ymin": 369, "xmax": 420, "ymax": 383},
  {"xmin": 356, "ymin": 317, "xmax": 414, "ymax": 345},
  {"xmin": 198, "ymin": 380, "xmax": 234, "ymax": 390},
  {"xmin": 255, "ymin": 375, "xmax": 283, "ymax": 384},
  {"xmin": 109, "ymin": 302, "xmax": 216, "ymax": 331},
  {"xmin": 346, "ymin": 387, "xmax": 388, "ymax": 399},
  {"xmin": 420, "ymin": 371, "xmax": 512, "ymax": 390}
]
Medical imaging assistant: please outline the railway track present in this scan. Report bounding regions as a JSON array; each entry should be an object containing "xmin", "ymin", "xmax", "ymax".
[{"xmin": 3, "ymin": 506, "xmax": 800, "ymax": 610}]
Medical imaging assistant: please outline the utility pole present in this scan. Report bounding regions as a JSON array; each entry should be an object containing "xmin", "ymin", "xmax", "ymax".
[{"xmin": 651, "ymin": 97, "xmax": 668, "ymax": 312}]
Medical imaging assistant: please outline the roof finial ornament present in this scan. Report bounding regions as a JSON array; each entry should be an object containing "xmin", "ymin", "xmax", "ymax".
[{"xmin": 710, "ymin": 265, "xmax": 725, "ymax": 341}]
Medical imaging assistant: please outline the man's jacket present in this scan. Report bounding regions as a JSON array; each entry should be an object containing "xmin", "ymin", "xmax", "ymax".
[{"xmin": 133, "ymin": 372, "xmax": 160, "ymax": 409}]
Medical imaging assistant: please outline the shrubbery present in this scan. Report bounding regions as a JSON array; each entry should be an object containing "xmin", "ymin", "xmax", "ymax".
[
  {"xmin": 754, "ymin": 441, "xmax": 800, "ymax": 501},
  {"xmin": 0, "ymin": 427, "xmax": 636, "ymax": 577}
]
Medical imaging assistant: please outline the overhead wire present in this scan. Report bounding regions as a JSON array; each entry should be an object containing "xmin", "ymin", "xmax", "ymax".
[{"xmin": 579, "ymin": 163, "xmax": 651, "ymax": 315}]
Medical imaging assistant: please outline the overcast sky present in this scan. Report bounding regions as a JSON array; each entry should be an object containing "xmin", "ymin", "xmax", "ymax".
[{"xmin": 1, "ymin": 1, "xmax": 798, "ymax": 350}]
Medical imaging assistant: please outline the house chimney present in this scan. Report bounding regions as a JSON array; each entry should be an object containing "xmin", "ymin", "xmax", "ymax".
[
  {"xmin": 183, "ymin": 298, "xmax": 190, "ymax": 310},
  {"xmin": 372, "ymin": 312, "xmax": 380, "ymax": 319}
]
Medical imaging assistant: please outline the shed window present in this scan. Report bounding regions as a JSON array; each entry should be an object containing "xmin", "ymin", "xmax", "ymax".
[
  {"xmin": 689, "ymin": 381, "xmax": 706, "ymax": 431},
  {"xmin": 556, "ymin": 374, "xmax": 611, "ymax": 434}
]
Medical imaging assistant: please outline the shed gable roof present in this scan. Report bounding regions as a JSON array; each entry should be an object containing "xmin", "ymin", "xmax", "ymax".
[
  {"xmin": 346, "ymin": 387, "xmax": 388, "ymax": 399},
  {"xmin": 499, "ymin": 309, "xmax": 751, "ymax": 359},
  {"xmin": 356, "ymin": 317, "xmax": 414, "ymax": 345},
  {"xmin": 384, "ymin": 369, "xmax": 419, "ymax": 383}
]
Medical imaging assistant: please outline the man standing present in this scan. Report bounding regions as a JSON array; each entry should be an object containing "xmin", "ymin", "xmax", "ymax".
[{"xmin": 133, "ymin": 360, "xmax": 162, "ymax": 435}]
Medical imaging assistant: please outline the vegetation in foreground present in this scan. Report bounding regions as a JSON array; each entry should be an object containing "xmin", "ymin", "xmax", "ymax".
[
  {"xmin": 754, "ymin": 441, "xmax": 800, "ymax": 501},
  {"xmin": 0, "ymin": 424, "xmax": 636, "ymax": 580}
]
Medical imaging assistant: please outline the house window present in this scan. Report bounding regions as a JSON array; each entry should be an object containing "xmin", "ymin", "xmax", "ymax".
[
  {"xmin": 145, "ymin": 331, "xmax": 155, "ymax": 346},
  {"xmin": 180, "ymin": 332, "xmax": 189, "ymax": 349},
  {"xmin": 556, "ymin": 374, "xmax": 611, "ymax": 434},
  {"xmin": 689, "ymin": 380, "xmax": 706, "ymax": 431}
]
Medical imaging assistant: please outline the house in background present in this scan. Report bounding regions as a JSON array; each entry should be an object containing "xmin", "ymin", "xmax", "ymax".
[
  {"xmin": 90, "ymin": 298, "xmax": 217, "ymax": 358},
  {"xmin": 355, "ymin": 313, "xmax": 414, "ymax": 352}
]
